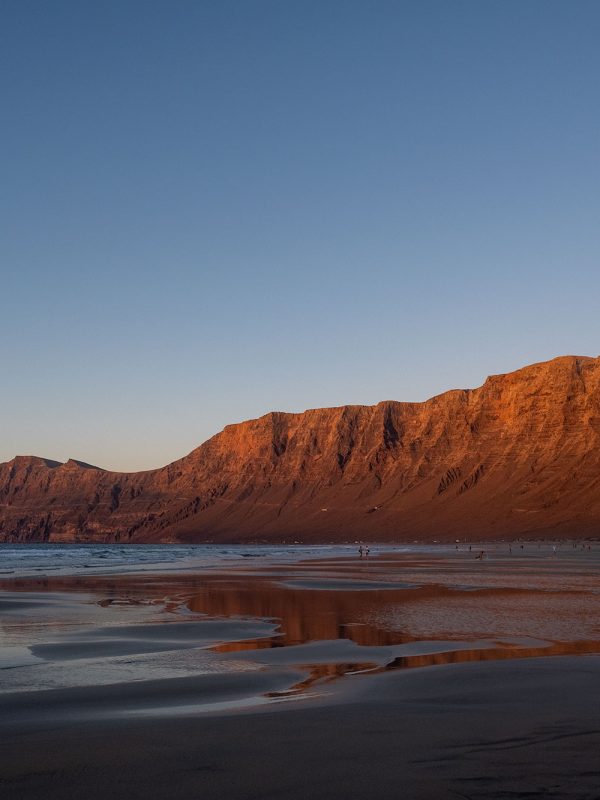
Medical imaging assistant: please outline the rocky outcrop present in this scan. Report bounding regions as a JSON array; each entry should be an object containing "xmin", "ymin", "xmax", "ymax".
[{"xmin": 2, "ymin": 355, "xmax": 600, "ymax": 543}]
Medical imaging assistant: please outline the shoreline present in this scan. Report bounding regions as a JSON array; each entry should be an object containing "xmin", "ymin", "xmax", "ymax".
[{"xmin": 0, "ymin": 538, "xmax": 594, "ymax": 582}]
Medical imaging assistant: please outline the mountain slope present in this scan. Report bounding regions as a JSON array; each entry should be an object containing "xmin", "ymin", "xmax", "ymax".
[{"xmin": 2, "ymin": 355, "xmax": 600, "ymax": 542}]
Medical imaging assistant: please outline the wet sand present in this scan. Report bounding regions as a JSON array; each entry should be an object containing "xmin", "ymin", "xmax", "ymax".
[
  {"xmin": 1, "ymin": 545, "xmax": 599, "ymax": 798},
  {"xmin": 1, "ymin": 656, "xmax": 599, "ymax": 799}
]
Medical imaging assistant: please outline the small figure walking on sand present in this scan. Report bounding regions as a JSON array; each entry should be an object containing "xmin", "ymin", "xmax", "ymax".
[
  {"xmin": 358, "ymin": 544, "xmax": 364, "ymax": 558},
  {"xmin": 365, "ymin": 544, "xmax": 370, "ymax": 558}
]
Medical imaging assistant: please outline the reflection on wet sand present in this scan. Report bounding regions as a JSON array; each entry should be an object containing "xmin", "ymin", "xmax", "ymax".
[
  {"xmin": 385, "ymin": 638, "xmax": 600, "ymax": 670},
  {"xmin": 264, "ymin": 639, "xmax": 600, "ymax": 699},
  {"xmin": 188, "ymin": 581, "xmax": 438, "ymax": 646},
  {"xmin": 2, "ymin": 548, "xmax": 600, "ymax": 706},
  {"xmin": 185, "ymin": 576, "xmax": 600, "ymax": 699},
  {"xmin": 266, "ymin": 662, "xmax": 380, "ymax": 698}
]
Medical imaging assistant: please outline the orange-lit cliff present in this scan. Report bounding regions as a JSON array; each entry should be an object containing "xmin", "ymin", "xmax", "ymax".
[{"xmin": 2, "ymin": 355, "xmax": 600, "ymax": 542}]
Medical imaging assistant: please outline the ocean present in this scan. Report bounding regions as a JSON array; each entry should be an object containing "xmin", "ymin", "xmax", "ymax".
[{"xmin": 0, "ymin": 542, "xmax": 425, "ymax": 579}]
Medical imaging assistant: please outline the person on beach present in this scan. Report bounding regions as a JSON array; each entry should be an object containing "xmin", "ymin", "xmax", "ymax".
[
  {"xmin": 365, "ymin": 545, "xmax": 370, "ymax": 557},
  {"xmin": 358, "ymin": 545, "xmax": 363, "ymax": 558}
]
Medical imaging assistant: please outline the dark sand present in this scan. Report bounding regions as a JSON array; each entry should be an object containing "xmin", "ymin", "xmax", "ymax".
[
  {"xmin": 1, "ymin": 546, "xmax": 599, "ymax": 799},
  {"xmin": 1, "ymin": 657, "xmax": 599, "ymax": 799}
]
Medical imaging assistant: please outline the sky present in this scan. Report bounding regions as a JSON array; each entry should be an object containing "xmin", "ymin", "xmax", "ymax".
[{"xmin": 2, "ymin": 0, "xmax": 600, "ymax": 471}]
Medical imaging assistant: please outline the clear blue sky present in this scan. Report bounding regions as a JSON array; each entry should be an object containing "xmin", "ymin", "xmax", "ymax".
[{"xmin": 2, "ymin": 0, "xmax": 600, "ymax": 471}]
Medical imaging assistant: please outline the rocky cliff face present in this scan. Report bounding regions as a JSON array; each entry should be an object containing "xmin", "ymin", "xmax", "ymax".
[{"xmin": 2, "ymin": 355, "xmax": 600, "ymax": 543}]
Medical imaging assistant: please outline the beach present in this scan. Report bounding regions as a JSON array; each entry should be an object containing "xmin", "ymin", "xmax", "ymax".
[{"xmin": 1, "ymin": 543, "xmax": 599, "ymax": 798}]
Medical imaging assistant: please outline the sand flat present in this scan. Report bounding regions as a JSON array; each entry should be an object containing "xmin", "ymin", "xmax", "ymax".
[
  {"xmin": 1, "ymin": 544, "xmax": 599, "ymax": 798},
  {"xmin": 1, "ymin": 656, "xmax": 599, "ymax": 799}
]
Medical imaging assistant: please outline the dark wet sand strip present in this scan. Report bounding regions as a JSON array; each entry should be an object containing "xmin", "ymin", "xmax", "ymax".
[
  {"xmin": 1, "ymin": 656, "xmax": 599, "ymax": 800},
  {"xmin": 0, "ymin": 669, "xmax": 304, "ymax": 728},
  {"xmin": 29, "ymin": 619, "xmax": 279, "ymax": 661}
]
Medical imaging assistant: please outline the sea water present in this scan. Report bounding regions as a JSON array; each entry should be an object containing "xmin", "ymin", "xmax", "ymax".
[{"xmin": 0, "ymin": 542, "xmax": 426, "ymax": 579}]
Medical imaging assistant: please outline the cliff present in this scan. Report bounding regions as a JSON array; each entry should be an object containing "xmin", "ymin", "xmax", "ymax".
[{"xmin": 2, "ymin": 355, "xmax": 600, "ymax": 542}]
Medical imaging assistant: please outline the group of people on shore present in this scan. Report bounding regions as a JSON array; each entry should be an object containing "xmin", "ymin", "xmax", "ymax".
[{"xmin": 357, "ymin": 541, "xmax": 593, "ymax": 560}]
